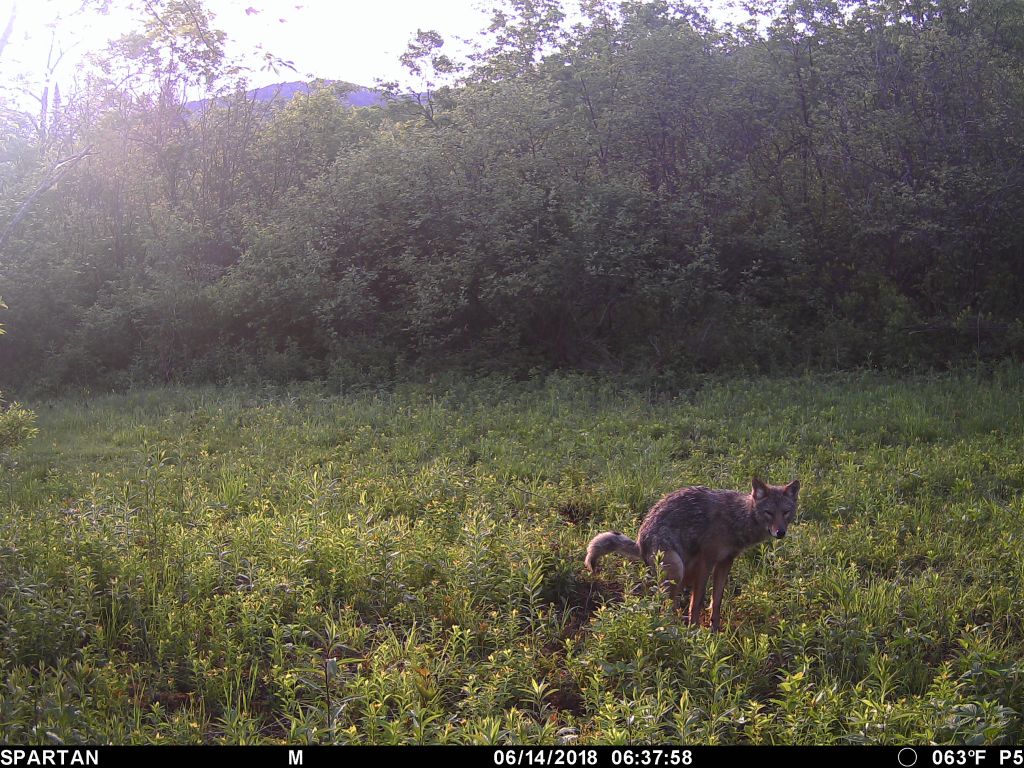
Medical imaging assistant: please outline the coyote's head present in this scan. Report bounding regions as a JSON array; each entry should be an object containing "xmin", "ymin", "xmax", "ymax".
[{"xmin": 751, "ymin": 478, "xmax": 800, "ymax": 539}]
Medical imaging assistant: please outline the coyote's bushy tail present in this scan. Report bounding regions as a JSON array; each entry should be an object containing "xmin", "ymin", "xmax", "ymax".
[{"xmin": 585, "ymin": 531, "xmax": 642, "ymax": 573}]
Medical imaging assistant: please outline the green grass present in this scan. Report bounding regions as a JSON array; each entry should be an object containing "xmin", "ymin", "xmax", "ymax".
[{"xmin": 2, "ymin": 368, "xmax": 1024, "ymax": 744}]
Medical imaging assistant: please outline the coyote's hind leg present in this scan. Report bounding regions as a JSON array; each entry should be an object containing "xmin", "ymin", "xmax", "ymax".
[{"xmin": 659, "ymin": 550, "xmax": 687, "ymax": 611}]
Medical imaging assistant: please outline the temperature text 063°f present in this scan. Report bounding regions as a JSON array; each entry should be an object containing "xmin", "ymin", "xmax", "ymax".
[{"xmin": 933, "ymin": 750, "xmax": 986, "ymax": 766}]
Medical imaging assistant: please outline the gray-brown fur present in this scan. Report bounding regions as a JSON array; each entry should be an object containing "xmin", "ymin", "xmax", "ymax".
[
  {"xmin": 584, "ymin": 531, "xmax": 642, "ymax": 573},
  {"xmin": 585, "ymin": 478, "xmax": 799, "ymax": 631}
]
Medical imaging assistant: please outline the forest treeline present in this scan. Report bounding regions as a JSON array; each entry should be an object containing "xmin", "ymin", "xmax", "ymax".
[{"xmin": 1, "ymin": 0, "xmax": 1023, "ymax": 389}]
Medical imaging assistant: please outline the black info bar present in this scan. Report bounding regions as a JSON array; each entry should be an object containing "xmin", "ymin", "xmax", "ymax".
[{"xmin": 1, "ymin": 747, "xmax": 1021, "ymax": 768}]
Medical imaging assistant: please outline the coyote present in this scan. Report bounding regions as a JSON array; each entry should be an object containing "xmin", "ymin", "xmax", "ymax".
[{"xmin": 585, "ymin": 478, "xmax": 799, "ymax": 631}]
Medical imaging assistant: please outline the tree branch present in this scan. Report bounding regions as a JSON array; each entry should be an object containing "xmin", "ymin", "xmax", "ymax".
[
  {"xmin": 0, "ymin": 5, "xmax": 15, "ymax": 60},
  {"xmin": 0, "ymin": 145, "xmax": 96, "ymax": 254}
]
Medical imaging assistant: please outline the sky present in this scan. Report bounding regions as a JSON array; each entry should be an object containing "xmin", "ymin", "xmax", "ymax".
[
  {"xmin": 0, "ymin": 0, "xmax": 744, "ymax": 100},
  {"xmin": 206, "ymin": 0, "xmax": 495, "ymax": 84},
  {"xmin": 0, "ymin": 0, "xmax": 500, "ymax": 94}
]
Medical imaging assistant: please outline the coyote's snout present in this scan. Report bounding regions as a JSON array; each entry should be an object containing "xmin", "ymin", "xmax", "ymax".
[{"xmin": 585, "ymin": 478, "xmax": 800, "ymax": 631}]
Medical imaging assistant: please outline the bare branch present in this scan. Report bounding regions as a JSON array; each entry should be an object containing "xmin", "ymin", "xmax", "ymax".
[
  {"xmin": 0, "ymin": 145, "xmax": 96, "ymax": 254},
  {"xmin": 0, "ymin": 4, "xmax": 15, "ymax": 60}
]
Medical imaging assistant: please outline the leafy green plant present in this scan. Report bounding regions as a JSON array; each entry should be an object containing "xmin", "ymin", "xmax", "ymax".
[{"xmin": 0, "ymin": 393, "xmax": 37, "ymax": 456}]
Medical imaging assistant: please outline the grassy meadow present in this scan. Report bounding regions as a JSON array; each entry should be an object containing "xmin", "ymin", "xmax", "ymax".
[{"xmin": 2, "ymin": 370, "xmax": 1024, "ymax": 744}]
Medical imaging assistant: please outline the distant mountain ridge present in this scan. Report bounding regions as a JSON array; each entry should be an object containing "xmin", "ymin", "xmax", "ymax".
[
  {"xmin": 247, "ymin": 80, "xmax": 386, "ymax": 107},
  {"xmin": 188, "ymin": 80, "xmax": 387, "ymax": 111}
]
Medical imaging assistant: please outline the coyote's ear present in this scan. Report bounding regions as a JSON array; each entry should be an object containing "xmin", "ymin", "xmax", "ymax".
[
  {"xmin": 752, "ymin": 477, "xmax": 768, "ymax": 500},
  {"xmin": 784, "ymin": 479, "xmax": 800, "ymax": 498}
]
